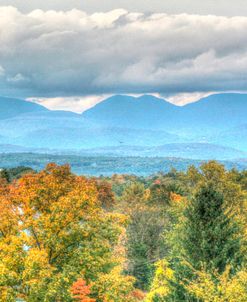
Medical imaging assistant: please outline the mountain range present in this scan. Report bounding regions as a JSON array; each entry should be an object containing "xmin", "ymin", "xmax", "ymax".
[{"xmin": 0, "ymin": 93, "xmax": 246, "ymax": 160}]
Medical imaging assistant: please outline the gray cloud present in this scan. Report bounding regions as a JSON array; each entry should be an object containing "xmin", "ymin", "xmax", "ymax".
[
  {"xmin": 1, "ymin": 1, "xmax": 247, "ymax": 16},
  {"xmin": 1, "ymin": 6, "xmax": 247, "ymax": 98}
]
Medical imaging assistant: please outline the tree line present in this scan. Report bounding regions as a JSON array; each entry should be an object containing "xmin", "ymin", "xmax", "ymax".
[{"xmin": 0, "ymin": 161, "xmax": 246, "ymax": 301}]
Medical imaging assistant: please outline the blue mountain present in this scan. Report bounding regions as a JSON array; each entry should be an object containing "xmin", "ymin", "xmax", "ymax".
[
  {"xmin": 182, "ymin": 93, "xmax": 247, "ymax": 128},
  {"xmin": 0, "ymin": 96, "xmax": 48, "ymax": 120},
  {"xmin": 83, "ymin": 93, "xmax": 247, "ymax": 132},
  {"xmin": 83, "ymin": 95, "xmax": 179, "ymax": 129},
  {"xmin": 0, "ymin": 93, "xmax": 246, "ymax": 159}
]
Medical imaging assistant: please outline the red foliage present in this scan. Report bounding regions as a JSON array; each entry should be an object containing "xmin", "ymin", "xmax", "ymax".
[
  {"xmin": 96, "ymin": 180, "xmax": 115, "ymax": 209},
  {"xmin": 154, "ymin": 179, "xmax": 161, "ymax": 185}
]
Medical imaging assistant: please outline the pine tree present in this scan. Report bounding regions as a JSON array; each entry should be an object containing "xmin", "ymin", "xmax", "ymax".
[
  {"xmin": 148, "ymin": 172, "xmax": 245, "ymax": 302},
  {"xmin": 183, "ymin": 183, "xmax": 242, "ymax": 273},
  {"xmin": 0, "ymin": 168, "xmax": 10, "ymax": 183}
]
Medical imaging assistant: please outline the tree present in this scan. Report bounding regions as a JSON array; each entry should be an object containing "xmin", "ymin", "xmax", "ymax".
[
  {"xmin": 0, "ymin": 169, "xmax": 10, "ymax": 183},
  {"xmin": 95, "ymin": 179, "xmax": 115, "ymax": 210},
  {"xmin": 0, "ymin": 163, "xmax": 129, "ymax": 301},
  {"xmin": 145, "ymin": 260, "xmax": 174, "ymax": 302},
  {"xmin": 183, "ymin": 161, "xmax": 245, "ymax": 214},
  {"xmin": 93, "ymin": 266, "xmax": 143, "ymax": 302},
  {"xmin": 185, "ymin": 266, "xmax": 247, "ymax": 302},
  {"xmin": 149, "ymin": 178, "xmax": 183, "ymax": 205},
  {"xmin": 119, "ymin": 182, "xmax": 169, "ymax": 290},
  {"xmin": 183, "ymin": 183, "xmax": 243, "ymax": 273},
  {"xmin": 148, "ymin": 179, "xmax": 245, "ymax": 301}
]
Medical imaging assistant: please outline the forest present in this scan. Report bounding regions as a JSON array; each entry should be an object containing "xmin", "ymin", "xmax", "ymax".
[{"xmin": 0, "ymin": 161, "xmax": 246, "ymax": 301}]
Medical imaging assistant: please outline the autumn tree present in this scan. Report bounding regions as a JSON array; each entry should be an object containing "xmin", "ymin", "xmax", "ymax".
[
  {"xmin": 119, "ymin": 182, "xmax": 169, "ymax": 290},
  {"xmin": 185, "ymin": 266, "xmax": 247, "ymax": 302},
  {"xmin": 149, "ymin": 177, "xmax": 183, "ymax": 205},
  {"xmin": 0, "ymin": 163, "xmax": 133, "ymax": 301},
  {"xmin": 183, "ymin": 161, "xmax": 245, "ymax": 213},
  {"xmin": 95, "ymin": 179, "xmax": 115, "ymax": 210}
]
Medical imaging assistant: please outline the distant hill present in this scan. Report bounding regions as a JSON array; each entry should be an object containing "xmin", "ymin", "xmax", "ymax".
[
  {"xmin": 0, "ymin": 142, "xmax": 245, "ymax": 161},
  {"xmin": 76, "ymin": 143, "xmax": 246, "ymax": 160},
  {"xmin": 0, "ymin": 96, "xmax": 48, "ymax": 120},
  {"xmin": 0, "ymin": 93, "xmax": 246, "ymax": 159},
  {"xmin": 83, "ymin": 94, "xmax": 180, "ymax": 129},
  {"xmin": 83, "ymin": 93, "xmax": 247, "ymax": 132},
  {"xmin": 213, "ymin": 124, "xmax": 247, "ymax": 151},
  {"xmin": 13, "ymin": 127, "xmax": 181, "ymax": 149},
  {"xmin": 0, "ymin": 111, "xmax": 83, "ymax": 138},
  {"xmin": 0, "ymin": 153, "xmax": 246, "ymax": 176},
  {"xmin": 181, "ymin": 93, "xmax": 247, "ymax": 129}
]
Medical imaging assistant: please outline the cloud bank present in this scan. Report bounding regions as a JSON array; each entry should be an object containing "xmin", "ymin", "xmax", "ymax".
[{"xmin": 1, "ymin": 6, "xmax": 247, "ymax": 99}]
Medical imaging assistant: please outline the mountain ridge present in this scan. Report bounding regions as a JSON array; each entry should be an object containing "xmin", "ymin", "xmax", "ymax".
[
  {"xmin": 0, "ymin": 96, "xmax": 48, "ymax": 120},
  {"xmin": 0, "ymin": 93, "xmax": 246, "ymax": 158}
]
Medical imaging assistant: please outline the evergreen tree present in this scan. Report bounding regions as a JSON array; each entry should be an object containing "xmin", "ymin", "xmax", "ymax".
[
  {"xmin": 120, "ymin": 182, "xmax": 168, "ymax": 290},
  {"xmin": 148, "ymin": 182, "xmax": 245, "ymax": 302},
  {"xmin": 0, "ymin": 168, "xmax": 10, "ymax": 183},
  {"xmin": 183, "ymin": 183, "xmax": 243, "ymax": 273}
]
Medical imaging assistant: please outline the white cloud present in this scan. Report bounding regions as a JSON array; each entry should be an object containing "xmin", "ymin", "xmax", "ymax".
[
  {"xmin": 1, "ymin": 6, "xmax": 247, "ymax": 100},
  {"xmin": 166, "ymin": 92, "xmax": 215, "ymax": 106},
  {"xmin": 27, "ymin": 95, "xmax": 108, "ymax": 113}
]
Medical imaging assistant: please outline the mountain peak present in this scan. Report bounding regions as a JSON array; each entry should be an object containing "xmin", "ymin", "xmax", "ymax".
[
  {"xmin": 185, "ymin": 92, "xmax": 247, "ymax": 107},
  {"xmin": 87, "ymin": 94, "xmax": 173, "ymax": 109},
  {"xmin": 0, "ymin": 96, "xmax": 48, "ymax": 120},
  {"xmin": 82, "ymin": 94, "xmax": 177, "ymax": 129}
]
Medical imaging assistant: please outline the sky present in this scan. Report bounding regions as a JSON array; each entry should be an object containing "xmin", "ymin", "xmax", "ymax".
[
  {"xmin": 1, "ymin": 0, "xmax": 247, "ymax": 16},
  {"xmin": 0, "ymin": 1, "xmax": 247, "ymax": 112}
]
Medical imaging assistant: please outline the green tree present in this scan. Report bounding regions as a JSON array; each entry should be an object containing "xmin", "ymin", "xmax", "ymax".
[
  {"xmin": 0, "ymin": 168, "xmax": 10, "ymax": 183},
  {"xmin": 183, "ymin": 183, "xmax": 243, "ymax": 273},
  {"xmin": 148, "ymin": 181, "xmax": 245, "ymax": 302},
  {"xmin": 119, "ymin": 182, "xmax": 168, "ymax": 291}
]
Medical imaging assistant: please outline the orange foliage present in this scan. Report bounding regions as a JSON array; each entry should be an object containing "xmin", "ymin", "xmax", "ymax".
[
  {"xmin": 170, "ymin": 192, "xmax": 182, "ymax": 203},
  {"xmin": 131, "ymin": 289, "xmax": 145, "ymax": 300},
  {"xmin": 96, "ymin": 179, "xmax": 115, "ymax": 209},
  {"xmin": 71, "ymin": 279, "xmax": 96, "ymax": 302},
  {"xmin": 0, "ymin": 163, "xmax": 126, "ymax": 300}
]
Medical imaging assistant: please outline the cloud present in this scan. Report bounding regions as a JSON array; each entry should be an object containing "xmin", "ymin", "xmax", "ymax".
[
  {"xmin": 1, "ymin": 6, "xmax": 247, "ymax": 99},
  {"xmin": 27, "ymin": 95, "xmax": 109, "ymax": 113},
  {"xmin": 165, "ymin": 92, "xmax": 215, "ymax": 106},
  {"xmin": 2, "ymin": 1, "xmax": 247, "ymax": 16}
]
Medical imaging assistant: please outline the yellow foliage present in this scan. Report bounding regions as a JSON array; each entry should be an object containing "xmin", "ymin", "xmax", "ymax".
[
  {"xmin": 185, "ymin": 266, "xmax": 247, "ymax": 302},
  {"xmin": 0, "ymin": 164, "xmax": 129, "ymax": 301},
  {"xmin": 145, "ymin": 260, "xmax": 175, "ymax": 302},
  {"xmin": 93, "ymin": 266, "xmax": 142, "ymax": 302}
]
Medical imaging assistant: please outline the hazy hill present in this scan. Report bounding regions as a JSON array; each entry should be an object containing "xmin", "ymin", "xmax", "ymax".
[
  {"xmin": 83, "ymin": 93, "xmax": 247, "ymax": 136},
  {"xmin": 213, "ymin": 124, "xmax": 247, "ymax": 150},
  {"xmin": 0, "ymin": 93, "xmax": 246, "ymax": 158},
  {"xmin": 76, "ymin": 143, "xmax": 246, "ymax": 160},
  {"xmin": 83, "ymin": 94, "xmax": 180, "ymax": 129},
  {"xmin": 0, "ymin": 153, "xmax": 246, "ymax": 176},
  {"xmin": 0, "ymin": 96, "xmax": 48, "ymax": 120},
  {"xmin": 182, "ymin": 93, "xmax": 247, "ymax": 128},
  {"xmin": 15, "ymin": 127, "xmax": 181, "ymax": 149}
]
